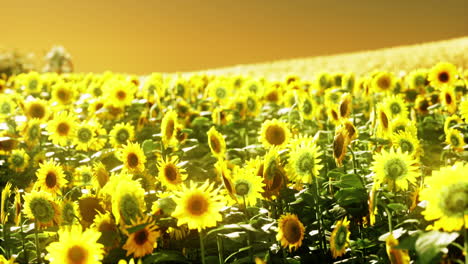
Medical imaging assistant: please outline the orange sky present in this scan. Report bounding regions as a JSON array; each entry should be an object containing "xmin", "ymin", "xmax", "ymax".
[{"xmin": 3, "ymin": 0, "xmax": 467, "ymax": 74}]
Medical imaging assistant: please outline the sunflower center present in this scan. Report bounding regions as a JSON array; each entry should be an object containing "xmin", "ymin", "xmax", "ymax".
[
  {"xmin": 45, "ymin": 171, "xmax": 57, "ymax": 188},
  {"xmin": 187, "ymin": 194, "xmax": 208, "ymax": 216},
  {"xmin": 210, "ymin": 135, "xmax": 221, "ymax": 154},
  {"xmin": 247, "ymin": 97, "xmax": 256, "ymax": 112},
  {"xmin": 215, "ymin": 87, "xmax": 226, "ymax": 99},
  {"xmin": 30, "ymin": 197, "xmax": 54, "ymax": 223},
  {"xmin": 340, "ymin": 101, "xmax": 349, "ymax": 117},
  {"xmin": 445, "ymin": 93, "xmax": 452, "ymax": 105},
  {"xmin": 296, "ymin": 152, "xmax": 314, "ymax": 175},
  {"xmin": 335, "ymin": 226, "xmax": 347, "ymax": 248},
  {"xmin": 120, "ymin": 194, "xmax": 140, "ymax": 223},
  {"xmin": 62, "ymin": 202, "xmax": 75, "ymax": 224},
  {"xmin": 439, "ymin": 183, "xmax": 468, "ymax": 216},
  {"xmin": 164, "ymin": 165, "xmax": 178, "ymax": 183},
  {"xmin": 399, "ymin": 140, "xmax": 414, "ymax": 154},
  {"xmin": 0, "ymin": 102, "xmax": 11, "ymax": 114},
  {"xmin": 116, "ymin": 128, "xmax": 130, "ymax": 144},
  {"xmin": 98, "ymin": 221, "xmax": 115, "ymax": 232},
  {"xmin": 438, "ymin": 72, "xmax": 449, "ymax": 83},
  {"xmin": 302, "ymin": 100, "xmax": 312, "ymax": 115},
  {"xmin": 378, "ymin": 76, "xmax": 391, "ymax": 90},
  {"xmin": 57, "ymin": 89, "xmax": 70, "ymax": 102},
  {"xmin": 333, "ymin": 133, "xmax": 346, "ymax": 160},
  {"xmin": 266, "ymin": 90, "xmax": 279, "ymax": 102},
  {"xmin": 389, "ymin": 102, "xmax": 401, "ymax": 115},
  {"xmin": 319, "ymin": 75, "xmax": 328, "ymax": 88},
  {"xmin": 284, "ymin": 220, "xmax": 301, "ymax": 244},
  {"xmin": 265, "ymin": 125, "xmax": 286, "ymax": 146},
  {"xmin": 384, "ymin": 158, "xmax": 407, "ymax": 180},
  {"xmin": 134, "ymin": 229, "xmax": 149, "ymax": 245},
  {"xmin": 30, "ymin": 103, "xmax": 45, "ymax": 119},
  {"xmin": 117, "ymin": 90, "xmax": 127, "ymax": 100},
  {"xmin": 29, "ymin": 124, "xmax": 40, "ymax": 139},
  {"xmin": 380, "ymin": 111, "xmax": 389, "ymax": 129},
  {"xmin": 235, "ymin": 182, "xmax": 250, "ymax": 196},
  {"xmin": 450, "ymin": 134, "xmax": 460, "ymax": 147},
  {"xmin": 81, "ymin": 172, "xmax": 92, "ymax": 184},
  {"xmin": 57, "ymin": 122, "xmax": 70, "ymax": 136},
  {"xmin": 29, "ymin": 79, "xmax": 38, "ymax": 90},
  {"xmin": 331, "ymin": 109, "xmax": 339, "ymax": 121},
  {"xmin": 176, "ymin": 83, "xmax": 185, "ymax": 96},
  {"xmin": 67, "ymin": 245, "xmax": 87, "ymax": 264},
  {"xmin": 77, "ymin": 127, "xmax": 92, "ymax": 143},
  {"xmin": 127, "ymin": 153, "xmax": 139, "ymax": 168},
  {"xmin": 11, "ymin": 154, "xmax": 25, "ymax": 167},
  {"xmin": 165, "ymin": 120, "xmax": 175, "ymax": 140},
  {"xmin": 93, "ymin": 87, "xmax": 102, "ymax": 97}
]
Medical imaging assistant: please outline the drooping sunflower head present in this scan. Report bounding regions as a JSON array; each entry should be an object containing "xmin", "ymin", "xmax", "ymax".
[
  {"xmin": 109, "ymin": 122, "xmax": 135, "ymax": 147},
  {"xmin": 371, "ymin": 148, "xmax": 419, "ymax": 191},
  {"xmin": 78, "ymin": 194, "xmax": 106, "ymax": 228},
  {"xmin": 286, "ymin": 138, "xmax": 323, "ymax": 184},
  {"xmin": 214, "ymin": 158, "xmax": 236, "ymax": 200},
  {"xmin": 333, "ymin": 128, "xmax": 349, "ymax": 167},
  {"xmin": 45, "ymin": 225, "xmax": 104, "ymax": 264},
  {"xmin": 327, "ymin": 105, "xmax": 341, "ymax": 126},
  {"xmin": 445, "ymin": 128, "xmax": 465, "ymax": 152},
  {"xmin": 35, "ymin": 160, "xmax": 67, "ymax": 196},
  {"xmin": 161, "ymin": 110, "xmax": 178, "ymax": 148},
  {"xmin": 342, "ymin": 72, "xmax": 355, "ymax": 92},
  {"xmin": 24, "ymin": 99, "xmax": 49, "ymax": 121},
  {"xmin": 428, "ymin": 62, "xmax": 458, "ymax": 88},
  {"xmin": 376, "ymin": 104, "xmax": 391, "ymax": 138},
  {"xmin": 123, "ymin": 216, "xmax": 161, "ymax": 258},
  {"xmin": 118, "ymin": 142, "xmax": 147, "ymax": 173},
  {"xmin": 338, "ymin": 93, "xmax": 352, "ymax": 119},
  {"xmin": 24, "ymin": 190, "xmax": 60, "ymax": 228},
  {"xmin": 276, "ymin": 213, "xmax": 305, "ymax": 252},
  {"xmin": 262, "ymin": 148, "xmax": 286, "ymax": 199},
  {"xmin": 259, "ymin": 119, "xmax": 291, "ymax": 149},
  {"xmin": 419, "ymin": 162, "xmax": 468, "ymax": 231},
  {"xmin": 372, "ymin": 71, "xmax": 395, "ymax": 93},
  {"xmin": 8, "ymin": 148, "xmax": 30, "ymax": 172},
  {"xmin": 330, "ymin": 217, "xmax": 351, "ymax": 259},
  {"xmin": 207, "ymin": 126, "xmax": 226, "ymax": 159},
  {"xmin": 172, "ymin": 180, "xmax": 225, "ymax": 231},
  {"xmin": 340, "ymin": 119, "xmax": 358, "ymax": 142},
  {"xmin": 157, "ymin": 155, "xmax": 187, "ymax": 190},
  {"xmin": 47, "ymin": 111, "xmax": 77, "ymax": 146}
]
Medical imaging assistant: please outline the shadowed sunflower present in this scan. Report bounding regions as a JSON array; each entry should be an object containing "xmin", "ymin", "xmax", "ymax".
[
  {"xmin": 339, "ymin": 120, "xmax": 358, "ymax": 142},
  {"xmin": 330, "ymin": 216, "xmax": 351, "ymax": 259},
  {"xmin": 118, "ymin": 142, "xmax": 146, "ymax": 173},
  {"xmin": 276, "ymin": 213, "xmax": 305, "ymax": 252},
  {"xmin": 327, "ymin": 105, "xmax": 341, "ymax": 126},
  {"xmin": 259, "ymin": 119, "xmax": 291, "ymax": 149},
  {"xmin": 287, "ymin": 138, "xmax": 323, "ymax": 184},
  {"xmin": 35, "ymin": 160, "xmax": 67, "ymax": 196},
  {"xmin": 390, "ymin": 116, "xmax": 417, "ymax": 136},
  {"xmin": 24, "ymin": 99, "xmax": 49, "ymax": 121},
  {"xmin": 45, "ymin": 225, "xmax": 104, "ymax": 264},
  {"xmin": 47, "ymin": 111, "xmax": 77, "ymax": 146},
  {"xmin": 333, "ymin": 128, "xmax": 349, "ymax": 167},
  {"xmin": 445, "ymin": 128, "xmax": 465, "ymax": 152},
  {"xmin": 161, "ymin": 110, "xmax": 178, "ymax": 148},
  {"xmin": 300, "ymin": 95, "xmax": 315, "ymax": 120},
  {"xmin": 157, "ymin": 155, "xmax": 187, "ymax": 190},
  {"xmin": 386, "ymin": 233, "xmax": 410, "ymax": 264},
  {"xmin": 109, "ymin": 122, "xmax": 135, "ymax": 147},
  {"xmin": 8, "ymin": 148, "xmax": 29, "ymax": 172},
  {"xmin": 24, "ymin": 190, "xmax": 60, "ymax": 228},
  {"xmin": 78, "ymin": 194, "xmax": 106, "ymax": 228},
  {"xmin": 428, "ymin": 62, "xmax": 458, "ymax": 88},
  {"xmin": 172, "ymin": 180, "xmax": 225, "ymax": 231},
  {"xmin": 92, "ymin": 212, "xmax": 120, "ymax": 249},
  {"xmin": 207, "ymin": 126, "xmax": 226, "ymax": 159},
  {"xmin": 338, "ymin": 93, "xmax": 352, "ymax": 119},
  {"xmin": 419, "ymin": 162, "xmax": 468, "ymax": 231},
  {"xmin": 371, "ymin": 148, "xmax": 419, "ymax": 191},
  {"xmin": 123, "ymin": 216, "xmax": 160, "ymax": 258}
]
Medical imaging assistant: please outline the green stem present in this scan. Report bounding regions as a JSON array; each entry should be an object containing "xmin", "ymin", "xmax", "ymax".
[
  {"xmin": 384, "ymin": 207, "xmax": 393, "ymax": 232},
  {"xmin": 34, "ymin": 222, "xmax": 41, "ymax": 264},
  {"xmin": 217, "ymin": 234, "xmax": 224, "ymax": 264},
  {"xmin": 464, "ymin": 217, "xmax": 467, "ymax": 264},
  {"xmin": 313, "ymin": 179, "xmax": 327, "ymax": 253},
  {"xmin": 20, "ymin": 223, "xmax": 28, "ymax": 263},
  {"xmin": 199, "ymin": 230, "xmax": 206, "ymax": 264},
  {"xmin": 348, "ymin": 146, "xmax": 358, "ymax": 175}
]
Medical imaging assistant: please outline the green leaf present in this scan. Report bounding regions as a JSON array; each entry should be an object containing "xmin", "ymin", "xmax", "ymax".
[
  {"xmin": 143, "ymin": 250, "xmax": 190, "ymax": 264},
  {"xmin": 126, "ymin": 223, "xmax": 148, "ymax": 234},
  {"xmin": 386, "ymin": 203, "xmax": 407, "ymax": 212},
  {"xmin": 415, "ymin": 231, "xmax": 459, "ymax": 264},
  {"xmin": 142, "ymin": 139, "xmax": 157, "ymax": 154}
]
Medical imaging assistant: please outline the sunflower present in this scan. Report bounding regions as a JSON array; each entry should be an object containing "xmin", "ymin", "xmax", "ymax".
[
  {"xmin": 23, "ymin": 71, "xmax": 42, "ymax": 94},
  {"xmin": 444, "ymin": 115, "xmax": 463, "ymax": 134},
  {"xmin": 391, "ymin": 131, "xmax": 421, "ymax": 159},
  {"xmin": 330, "ymin": 217, "xmax": 351, "ymax": 259},
  {"xmin": 315, "ymin": 72, "xmax": 331, "ymax": 91},
  {"xmin": 327, "ymin": 105, "xmax": 341, "ymax": 126},
  {"xmin": 74, "ymin": 165, "xmax": 93, "ymax": 187},
  {"xmin": 60, "ymin": 200, "xmax": 78, "ymax": 226},
  {"xmin": 20, "ymin": 118, "xmax": 42, "ymax": 145},
  {"xmin": 35, "ymin": 160, "xmax": 67, "ymax": 196},
  {"xmin": 74, "ymin": 121, "xmax": 97, "ymax": 151},
  {"xmin": 118, "ymin": 142, "xmax": 147, "ymax": 173},
  {"xmin": 390, "ymin": 116, "xmax": 417, "ymax": 136},
  {"xmin": 78, "ymin": 194, "xmax": 106, "ymax": 228},
  {"xmin": 383, "ymin": 95, "xmax": 408, "ymax": 119},
  {"xmin": 92, "ymin": 212, "xmax": 120, "ymax": 249},
  {"xmin": 287, "ymin": 138, "xmax": 323, "ymax": 184},
  {"xmin": 214, "ymin": 158, "xmax": 236, "ymax": 201},
  {"xmin": 207, "ymin": 126, "xmax": 226, "ymax": 159},
  {"xmin": 45, "ymin": 225, "xmax": 104, "ymax": 264},
  {"xmin": 414, "ymin": 95, "xmax": 430, "ymax": 115},
  {"xmin": 299, "ymin": 95, "xmax": 315, "ymax": 119},
  {"xmin": 386, "ymin": 233, "xmax": 410, "ymax": 264},
  {"xmin": 338, "ymin": 93, "xmax": 352, "ymax": 119},
  {"xmin": 259, "ymin": 119, "xmax": 291, "ymax": 149},
  {"xmin": 24, "ymin": 99, "xmax": 49, "ymax": 121},
  {"xmin": 109, "ymin": 122, "xmax": 135, "ymax": 147},
  {"xmin": 263, "ymin": 84, "xmax": 281, "ymax": 104},
  {"xmin": 333, "ymin": 128, "xmax": 349, "ymax": 167},
  {"xmin": 157, "ymin": 155, "xmax": 187, "ymax": 190},
  {"xmin": 161, "ymin": 110, "xmax": 178, "ymax": 148},
  {"xmin": 207, "ymin": 79, "xmax": 230, "ymax": 104},
  {"xmin": 242, "ymin": 79, "xmax": 263, "ymax": 96},
  {"xmin": 339, "ymin": 119, "xmax": 358, "ymax": 142},
  {"xmin": 0, "ymin": 95, "xmax": 16, "ymax": 117},
  {"xmin": 24, "ymin": 190, "xmax": 60, "ymax": 228},
  {"xmin": 428, "ymin": 62, "xmax": 458, "ymax": 88},
  {"xmin": 111, "ymin": 179, "xmax": 146, "ymax": 225},
  {"xmin": 245, "ymin": 92, "xmax": 262, "ymax": 117},
  {"xmin": 123, "ymin": 216, "xmax": 160, "ymax": 258},
  {"xmin": 231, "ymin": 166, "xmax": 265, "ymax": 206},
  {"xmin": 51, "ymin": 81, "xmax": 76, "ymax": 106},
  {"xmin": 0, "ymin": 183, "xmax": 12, "ymax": 225},
  {"xmin": 445, "ymin": 128, "xmax": 465, "ymax": 152},
  {"xmin": 376, "ymin": 104, "xmax": 391, "ymax": 138},
  {"xmin": 8, "ymin": 148, "xmax": 29, "ymax": 172},
  {"xmin": 172, "ymin": 180, "xmax": 225, "ymax": 231},
  {"xmin": 371, "ymin": 148, "xmax": 419, "ymax": 191},
  {"xmin": 262, "ymin": 148, "xmax": 286, "ymax": 199},
  {"xmin": 419, "ymin": 162, "xmax": 468, "ymax": 231},
  {"xmin": 104, "ymin": 80, "xmax": 135, "ymax": 108},
  {"xmin": 47, "ymin": 111, "xmax": 77, "ymax": 146},
  {"xmin": 406, "ymin": 69, "xmax": 428, "ymax": 92},
  {"xmin": 276, "ymin": 213, "xmax": 305, "ymax": 252},
  {"xmin": 342, "ymin": 72, "xmax": 355, "ymax": 92},
  {"xmin": 92, "ymin": 162, "xmax": 110, "ymax": 190},
  {"xmin": 460, "ymin": 100, "xmax": 468, "ymax": 121},
  {"xmin": 372, "ymin": 72, "xmax": 395, "ymax": 93},
  {"xmin": 439, "ymin": 85, "xmax": 457, "ymax": 114}
]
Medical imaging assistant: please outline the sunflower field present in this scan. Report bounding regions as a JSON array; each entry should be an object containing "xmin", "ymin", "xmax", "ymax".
[{"xmin": 0, "ymin": 47, "xmax": 468, "ymax": 264}]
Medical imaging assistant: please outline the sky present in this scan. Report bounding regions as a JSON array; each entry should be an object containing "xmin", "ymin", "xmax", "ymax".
[{"xmin": 3, "ymin": 0, "xmax": 467, "ymax": 74}]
